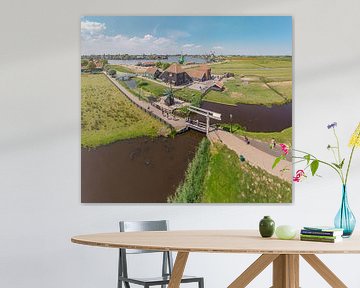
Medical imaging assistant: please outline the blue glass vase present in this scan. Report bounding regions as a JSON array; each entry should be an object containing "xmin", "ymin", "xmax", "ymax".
[{"xmin": 334, "ymin": 185, "xmax": 356, "ymax": 237}]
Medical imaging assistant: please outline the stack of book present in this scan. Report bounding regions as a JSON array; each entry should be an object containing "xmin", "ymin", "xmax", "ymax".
[{"xmin": 300, "ymin": 226, "xmax": 344, "ymax": 243}]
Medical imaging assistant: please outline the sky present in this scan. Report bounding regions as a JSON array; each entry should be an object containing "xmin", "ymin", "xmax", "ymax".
[{"xmin": 81, "ymin": 16, "xmax": 292, "ymax": 56}]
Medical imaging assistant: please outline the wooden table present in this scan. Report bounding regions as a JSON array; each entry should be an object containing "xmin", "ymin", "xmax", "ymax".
[{"xmin": 71, "ymin": 230, "xmax": 360, "ymax": 288}]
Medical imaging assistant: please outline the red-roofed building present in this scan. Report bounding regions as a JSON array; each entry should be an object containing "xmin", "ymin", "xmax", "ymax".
[
  {"xmin": 144, "ymin": 67, "xmax": 162, "ymax": 79},
  {"xmin": 211, "ymin": 81, "xmax": 224, "ymax": 91},
  {"xmin": 160, "ymin": 63, "xmax": 192, "ymax": 86},
  {"xmin": 186, "ymin": 65, "xmax": 212, "ymax": 82}
]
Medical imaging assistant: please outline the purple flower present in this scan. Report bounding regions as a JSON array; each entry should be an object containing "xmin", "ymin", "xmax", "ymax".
[{"xmin": 327, "ymin": 122, "xmax": 337, "ymax": 129}]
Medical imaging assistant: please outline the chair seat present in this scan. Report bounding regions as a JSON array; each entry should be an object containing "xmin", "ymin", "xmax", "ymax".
[{"xmin": 119, "ymin": 275, "xmax": 202, "ymax": 286}]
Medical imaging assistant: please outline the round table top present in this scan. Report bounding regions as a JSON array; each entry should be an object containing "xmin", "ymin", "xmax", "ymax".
[{"xmin": 71, "ymin": 230, "xmax": 360, "ymax": 254}]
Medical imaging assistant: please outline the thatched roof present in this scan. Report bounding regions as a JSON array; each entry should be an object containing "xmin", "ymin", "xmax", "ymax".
[
  {"xmin": 165, "ymin": 63, "xmax": 185, "ymax": 74},
  {"xmin": 145, "ymin": 67, "xmax": 161, "ymax": 74}
]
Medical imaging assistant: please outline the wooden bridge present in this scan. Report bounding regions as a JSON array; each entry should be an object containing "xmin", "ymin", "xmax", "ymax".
[{"xmin": 186, "ymin": 106, "xmax": 221, "ymax": 135}]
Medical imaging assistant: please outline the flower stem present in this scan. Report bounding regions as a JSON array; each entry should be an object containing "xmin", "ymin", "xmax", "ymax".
[
  {"xmin": 345, "ymin": 130, "xmax": 360, "ymax": 185},
  {"xmin": 345, "ymin": 145, "xmax": 356, "ymax": 185},
  {"xmin": 292, "ymin": 155, "xmax": 344, "ymax": 182}
]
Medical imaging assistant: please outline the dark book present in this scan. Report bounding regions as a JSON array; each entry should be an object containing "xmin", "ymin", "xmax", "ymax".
[{"xmin": 301, "ymin": 229, "xmax": 343, "ymax": 237}]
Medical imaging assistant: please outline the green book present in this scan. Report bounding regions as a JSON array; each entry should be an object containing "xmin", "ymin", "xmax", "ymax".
[
  {"xmin": 300, "ymin": 234, "xmax": 339, "ymax": 240},
  {"xmin": 300, "ymin": 236, "xmax": 342, "ymax": 243}
]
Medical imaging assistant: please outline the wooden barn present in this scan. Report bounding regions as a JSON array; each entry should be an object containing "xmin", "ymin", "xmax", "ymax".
[
  {"xmin": 211, "ymin": 81, "xmax": 224, "ymax": 91},
  {"xmin": 187, "ymin": 65, "xmax": 212, "ymax": 82},
  {"xmin": 144, "ymin": 67, "xmax": 162, "ymax": 79},
  {"xmin": 160, "ymin": 63, "xmax": 192, "ymax": 86}
]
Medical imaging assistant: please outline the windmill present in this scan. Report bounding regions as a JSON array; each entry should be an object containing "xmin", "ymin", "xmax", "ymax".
[
  {"xmin": 178, "ymin": 52, "xmax": 185, "ymax": 65},
  {"xmin": 163, "ymin": 86, "xmax": 175, "ymax": 106}
]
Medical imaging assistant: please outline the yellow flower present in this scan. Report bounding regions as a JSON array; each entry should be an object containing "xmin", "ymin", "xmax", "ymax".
[{"xmin": 349, "ymin": 122, "xmax": 360, "ymax": 147}]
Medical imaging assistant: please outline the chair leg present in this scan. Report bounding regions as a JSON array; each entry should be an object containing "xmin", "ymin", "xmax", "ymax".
[{"xmin": 198, "ymin": 278, "xmax": 204, "ymax": 288}]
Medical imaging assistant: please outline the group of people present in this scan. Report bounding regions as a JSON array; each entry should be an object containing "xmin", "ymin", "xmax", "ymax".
[{"xmin": 270, "ymin": 138, "xmax": 277, "ymax": 149}]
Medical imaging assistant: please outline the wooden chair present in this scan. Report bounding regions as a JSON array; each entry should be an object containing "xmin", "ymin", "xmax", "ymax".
[{"xmin": 118, "ymin": 220, "xmax": 204, "ymax": 288}]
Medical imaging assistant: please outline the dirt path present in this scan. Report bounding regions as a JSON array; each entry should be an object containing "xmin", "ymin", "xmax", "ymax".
[
  {"xmin": 105, "ymin": 73, "xmax": 188, "ymax": 132},
  {"xmin": 208, "ymin": 130, "xmax": 292, "ymax": 182}
]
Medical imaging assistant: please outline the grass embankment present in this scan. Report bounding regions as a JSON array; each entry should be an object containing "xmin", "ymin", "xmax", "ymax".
[
  {"xmin": 81, "ymin": 74, "xmax": 170, "ymax": 148},
  {"xmin": 123, "ymin": 77, "xmax": 203, "ymax": 106},
  {"xmin": 204, "ymin": 57, "xmax": 292, "ymax": 106},
  {"xmin": 168, "ymin": 139, "xmax": 210, "ymax": 203},
  {"xmin": 221, "ymin": 125, "xmax": 292, "ymax": 146},
  {"xmin": 169, "ymin": 139, "xmax": 292, "ymax": 203},
  {"xmin": 202, "ymin": 143, "xmax": 292, "ymax": 203},
  {"xmin": 107, "ymin": 64, "xmax": 133, "ymax": 73}
]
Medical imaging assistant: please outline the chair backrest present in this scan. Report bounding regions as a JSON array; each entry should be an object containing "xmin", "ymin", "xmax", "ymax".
[
  {"xmin": 118, "ymin": 220, "xmax": 173, "ymax": 282},
  {"xmin": 119, "ymin": 220, "xmax": 169, "ymax": 254}
]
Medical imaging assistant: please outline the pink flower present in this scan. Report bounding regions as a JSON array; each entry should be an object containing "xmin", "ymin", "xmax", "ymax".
[
  {"xmin": 293, "ymin": 169, "xmax": 306, "ymax": 182},
  {"xmin": 279, "ymin": 143, "xmax": 289, "ymax": 155}
]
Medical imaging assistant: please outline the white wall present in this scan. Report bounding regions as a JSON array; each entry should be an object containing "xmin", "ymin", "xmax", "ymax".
[{"xmin": 1, "ymin": 0, "xmax": 360, "ymax": 287}]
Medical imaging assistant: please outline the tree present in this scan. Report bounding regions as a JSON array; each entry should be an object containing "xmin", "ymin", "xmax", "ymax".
[
  {"xmin": 162, "ymin": 62, "xmax": 171, "ymax": 70},
  {"xmin": 81, "ymin": 59, "xmax": 89, "ymax": 67},
  {"xmin": 108, "ymin": 69, "xmax": 116, "ymax": 76},
  {"xmin": 87, "ymin": 61, "xmax": 96, "ymax": 70}
]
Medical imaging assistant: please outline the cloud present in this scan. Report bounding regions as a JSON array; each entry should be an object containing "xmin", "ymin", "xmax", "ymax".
[
  {"xmin": 81, "ymin": 32, "xmax": 180, "ymax": 55},
  {"xmin": 213, "ymin": 46, "xmax": 224, "ymax": 50},
  {"xmin": 167, "ymin": 29, "xmax": 191, "ymax": 39},
  {"xmin": 81, "ymin": 21, "xmax": 106, "ymax": 34},
  {"xmin": 80, "ymin": 22, "xmax": 198, "ymax": 55}
]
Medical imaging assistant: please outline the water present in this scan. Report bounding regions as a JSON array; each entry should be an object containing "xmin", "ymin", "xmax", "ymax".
[
  {"xmin": 82, "ymin": 101, "xmax": 292, "ymax": 202},
  {"xmin": 200, "ymin": 101, "xmax": 292, "ymax": 132},
  {"xmin": 109, "ymin": 56, "xmax": 206, "ymax": 65},
  {"xmin": 81, "ymin": 130, "xmax": 204, "ymax": 203}
]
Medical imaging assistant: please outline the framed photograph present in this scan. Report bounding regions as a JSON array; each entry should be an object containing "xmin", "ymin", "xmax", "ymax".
[{"xmin": 81, "ymin": 16, "xmax": 293, "ymax": 203}]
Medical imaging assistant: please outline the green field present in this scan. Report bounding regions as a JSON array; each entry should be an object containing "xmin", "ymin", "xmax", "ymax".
[
  {"xmin": 126, "ymin": 77, "xmax": 203, "ymax": 105},
  {"xmin": 205, "ymin": 79, "xmax": 286, "ymax": 106},
  {"xmin": 107, "ymin": 64, "xmax": 134, "ymax": 73},
  {"xmin": 222, "ymin": 126, "xmax": 292, "ymax": 146},
  {"xmin": 134, "ymin": 78, "xmax": 166, "ymax": 98},
  {"xmin": 170, "ymin": 139, "xmax": 292, "ymax": 203},
  {"xmin": 173, "ymin": 87, "xmax": 203, "ymax": 106},
  {"xmin": 205, "ymin": 57, "xmax": 292, "ymax": 106},
  {"xmin": 202, "ymin": 143, "xmax": 292, "ymax": 203},
  {"xmin": 81, "ymin": 74, "xmax": 170, "ymax": 148}
]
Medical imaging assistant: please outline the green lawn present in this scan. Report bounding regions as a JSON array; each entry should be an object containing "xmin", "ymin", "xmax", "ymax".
[
  {"xmin": 173, "ymin": 88, "xmax": 203, "ymax": 106},
  {"xmin": 134, "ymin": 78, "xmax": 166, "ymax": 98},
  {"xmin": 170, "ymin": 139, "xmax": 292, "ymax": 203},
  {"xmin": 204, "ymin": 78, "xmax": 287, "ymax": 106},
  {"xmin": 81, "ymin": 74, "xmax": 170, "ymax": 148},
  {"xmin": 223, "ymin": 126, "xmax": 292, "ymax": 146},
  {"xmin": 206, "ymin": 57, "xmax": 292, "ymax": 106},
  {"xmin": 202, "ymin": 143, "xmax": 292, "ymax": 203},
  {"xmin": 267, "ymin": 81, "xmax": 292, "ymax": 100},
  {"xmin": 107, "ymin": 64, "xmax": 134, "ymax": 73}
]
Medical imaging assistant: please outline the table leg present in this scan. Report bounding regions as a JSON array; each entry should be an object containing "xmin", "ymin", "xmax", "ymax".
[
  {"xmin": 168, "ymin": 252, "xmax": 189, "ymax": 288},
  {"xmin": 228, "ymin": 254, "xmax": 279, "ymax": 288},
  {"xmin": 272, "ymin": 254, "xmax": 299, "ymax": 288},
  {"xmin": 301, "ymin": 254, "xmax": 347, "ymax": 288}
]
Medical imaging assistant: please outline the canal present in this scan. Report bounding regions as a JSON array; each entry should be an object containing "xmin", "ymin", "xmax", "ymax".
[{"xmin": 82, "ymin": 101, "xmax": 292, "ymax": 203}]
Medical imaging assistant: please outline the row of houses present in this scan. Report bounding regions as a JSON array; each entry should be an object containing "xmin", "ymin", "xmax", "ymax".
[{"xmin": 144, "ymin": 63, "xmax": 212, "ymax": 86}]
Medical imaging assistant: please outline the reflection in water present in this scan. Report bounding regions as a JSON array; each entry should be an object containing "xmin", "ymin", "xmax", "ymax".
[
  {"xmin": 81, "ymin": 130, "xmax": 204, "ymax": 203},
  {"xmin": 200, "ymin": 101, "xmax": 292, "ymax": 132}
]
